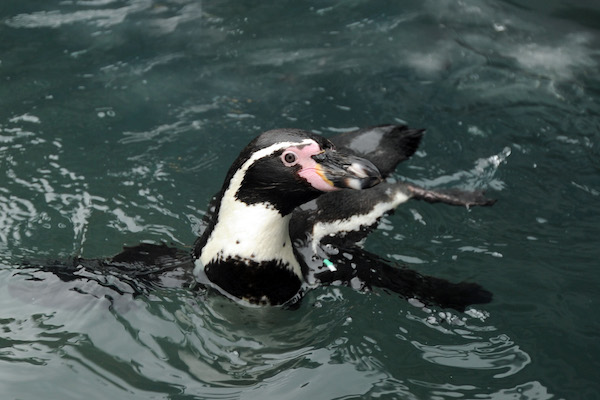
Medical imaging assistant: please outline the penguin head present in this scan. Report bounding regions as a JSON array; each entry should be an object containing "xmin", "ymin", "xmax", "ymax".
[{"xmin": 225, "ymin": 129, "xmax": 382, "ymax": 215}]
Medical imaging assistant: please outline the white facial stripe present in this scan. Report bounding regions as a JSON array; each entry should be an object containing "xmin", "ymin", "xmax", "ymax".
[
  {"xmin": 228, "ymin": 139, "xmax": 315, "ymax": 201},
  {"xmin": 311, "ymin": 190, "xmax": 411, "ymax": 252}
]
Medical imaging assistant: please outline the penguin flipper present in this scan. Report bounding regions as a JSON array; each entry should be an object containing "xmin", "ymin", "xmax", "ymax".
[
  {"xmin": 329, "ymin": 125, "xmax": 424, "ymax": 177},
  {"xmin": 25, "ymin": 243, "xmax": 195, "ymax": 296},
  {"xmin": 406, "ymin": 185, "xmax": 497, "ymax": 207},
  {"xmin": 109, "ymin": 242, "xmax": 193, "ymax": 271},
  {"xmin": 103, "ymin": 243, "xmax": 195, "ymax": 289},
  {"xmin": 292, "ymin": 182, "xmax": 496, "ymax": 251},
  {"xmin": 314, "ymin": 245, "xmax": 492, "ymax": 312}
]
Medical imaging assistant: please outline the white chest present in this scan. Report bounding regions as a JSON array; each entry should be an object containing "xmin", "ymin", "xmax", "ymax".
[{"xmin": 199, "ymin": 198, "xmax": 303, "ymax": 279}]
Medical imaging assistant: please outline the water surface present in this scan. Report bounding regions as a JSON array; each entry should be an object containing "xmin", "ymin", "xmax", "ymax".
[{"xmin": 1, "ymin": 1, "xmax": 599, "ymax": 399}]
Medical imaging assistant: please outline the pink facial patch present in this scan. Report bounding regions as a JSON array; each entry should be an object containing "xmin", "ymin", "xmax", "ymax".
[{"xmin": 287, "ymin": 142, "xmax": 339, "ymax": 192}]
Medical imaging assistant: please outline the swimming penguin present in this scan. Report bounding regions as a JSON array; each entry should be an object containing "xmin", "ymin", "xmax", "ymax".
[{"xmin": 36, "ymin": 125, "xmax": 495, "ymax": 312}]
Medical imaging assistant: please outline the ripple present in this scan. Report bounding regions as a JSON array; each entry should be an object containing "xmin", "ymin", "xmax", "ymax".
[
  {"xmin": 411, "ymin": 333, "xmax": 531, "ymax": 378},
  {"xmin": 6, "ymin": 1, "xmax": 151, "ymax": 29},
  {"xmin": 0, "ymin": 194, "xmax": 38, "ymax": 245},
  {"xmin": 508, "ymin": 33, "xmax": 596, "ymax": 80},
  {"xmin": 173, "ymin": 298, "xmax": 335, "ymax": 386},
  {"xmin": 410, "ymin": 379, "xmax": 553, "ymax": 400},
  {"xmin": 6, "ymin": 0, "xmax": 204, "ymax": 36}
]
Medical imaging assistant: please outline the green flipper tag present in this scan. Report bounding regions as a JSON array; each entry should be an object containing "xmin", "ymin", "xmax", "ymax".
[{"xmin": 323, "ymin": 258, "xmax": 337, "ymax": 272}]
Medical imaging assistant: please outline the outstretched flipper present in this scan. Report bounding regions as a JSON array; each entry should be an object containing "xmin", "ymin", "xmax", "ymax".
[
  {"xmin": 313, "ymin": 244, "xmax": 492, "ymax": 312},
  {"xmin": 291, "ymin": 182, "xmax": 496, "ymax": 252},
  {"xmin": 329, "ymin": 125, "xmax": 424, "ymax": 177},
  {"xmin": 406, "ymin": 185, "xmax": 497, "ymax": 207},
  {"xmin": 292, "ymin": 182, "xmax": 495, "ymax": 312},
  {"xmin": 26, "ymin": 243, "xmax": 195, "ymax": 297}
]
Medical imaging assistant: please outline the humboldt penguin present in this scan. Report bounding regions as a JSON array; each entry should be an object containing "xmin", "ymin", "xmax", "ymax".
[{"xmin": 35, "ymin": 125, "xmax": 496, "ymax": 312}]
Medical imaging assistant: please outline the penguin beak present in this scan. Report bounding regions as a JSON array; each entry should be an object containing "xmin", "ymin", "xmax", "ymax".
[{"xmin": 312, "ymin": 150, "xmax": 382, "ymax": 190}]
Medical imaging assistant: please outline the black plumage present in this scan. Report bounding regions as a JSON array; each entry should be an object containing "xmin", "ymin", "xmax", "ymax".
[{"xmin": 330, "ymin": 124, "xmax": 424, "ymax": 175}]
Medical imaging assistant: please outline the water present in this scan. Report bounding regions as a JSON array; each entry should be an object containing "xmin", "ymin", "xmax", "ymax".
[{"xmin": 1, "ymin": 1, "xmax": 599, "ymax": 398}]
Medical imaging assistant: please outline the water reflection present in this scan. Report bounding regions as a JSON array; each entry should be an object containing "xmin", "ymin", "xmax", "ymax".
[
  {"xmin": 173, "ymin": 293, "xmax": 343, "ymax": 386},
  {"xmin": 2, "ymin": 254, "xmax": 548, "ymax": 399},
  {"xmin": 6, "ymin": 0, "xmax": 203, "ymax": 33},
  {"xmin": 410, "ymin": 379, "xmax": 553, "ymax": 400},
  {"xmin": 411, "ymin": 333, "xmax": 531, "ymax": 378}
]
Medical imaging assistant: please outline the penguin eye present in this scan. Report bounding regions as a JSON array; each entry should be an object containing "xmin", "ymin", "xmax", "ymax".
[{"xmin": 282, "ymin": 151, "xmax": 298, "ymax": 166}]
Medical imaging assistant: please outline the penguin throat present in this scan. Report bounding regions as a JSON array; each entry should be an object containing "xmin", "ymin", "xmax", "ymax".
[{"xmin": 198, "ymin": 197, "xmax": 303, "ymax": 280}]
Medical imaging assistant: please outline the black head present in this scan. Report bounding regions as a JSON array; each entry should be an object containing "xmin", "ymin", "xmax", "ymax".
[{"xmin": 225, "ymin": 129, "xmax": 382, "ymax": 215}]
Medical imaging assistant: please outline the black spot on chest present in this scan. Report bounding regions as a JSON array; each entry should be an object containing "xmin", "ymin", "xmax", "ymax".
[{"xmin": 204, "ymin": 257, "xmax": 302, "ymax": 305}]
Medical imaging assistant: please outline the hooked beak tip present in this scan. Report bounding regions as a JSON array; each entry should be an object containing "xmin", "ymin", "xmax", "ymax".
[
  {"xmin": 348, "ymin": 162, "xmax": 371, "ymax": 179},
  {"xmin": 343, "ymin": 169, "xmax": 382, "ymax": 190},
  {"xmin": 317, "ymin": 152, "xmax": 382, "ymax": 190}
]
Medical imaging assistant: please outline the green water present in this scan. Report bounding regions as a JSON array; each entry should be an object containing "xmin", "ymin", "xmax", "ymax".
[{"xmin": 1, "ymin": 1, "xmax": 599, "ymax": 399}]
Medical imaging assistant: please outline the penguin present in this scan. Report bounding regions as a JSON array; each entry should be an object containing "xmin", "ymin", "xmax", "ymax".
[
  {"xmin": 34, "ymin": 125, "xmax": 495, "ymax": 312},
  {"xmin": 191, "ymin": 128, "xmax": 383, "ymax": 306}
]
